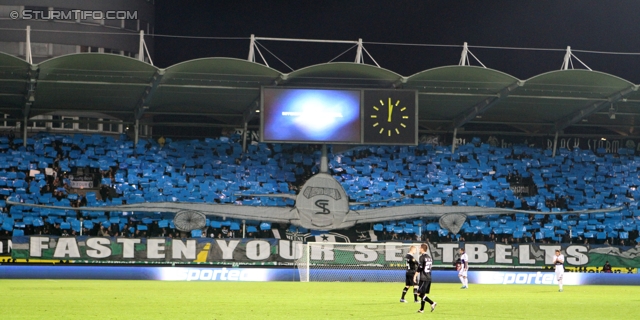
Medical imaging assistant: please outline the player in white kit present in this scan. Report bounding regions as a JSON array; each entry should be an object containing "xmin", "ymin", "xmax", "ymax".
[
  {"xmin": 553, "ymin": 249, "xmax": 564, "ymax": 292},
  {"xmin": 458, "ymin": 247, "xmax": 469, "ymax": 289}
]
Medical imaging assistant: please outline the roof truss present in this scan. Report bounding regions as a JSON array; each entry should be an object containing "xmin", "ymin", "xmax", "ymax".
[
  {"xmin": 554, "ymin": 85, "xmax": 637, "ymax": 132},
  {"xmin": 452, "ymin": 81, "xmax": 521, "ymax": 128}
]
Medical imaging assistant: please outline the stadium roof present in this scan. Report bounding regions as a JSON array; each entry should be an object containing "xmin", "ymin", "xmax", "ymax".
[{"xmin": 1, "ymin": 52, "xmax": 640, "ymax": 138}]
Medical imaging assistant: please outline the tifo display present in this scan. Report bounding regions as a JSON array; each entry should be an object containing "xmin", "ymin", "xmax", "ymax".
[{"xmin": 1, "ymin": 132, "xmax": 640, "ymax": 247}]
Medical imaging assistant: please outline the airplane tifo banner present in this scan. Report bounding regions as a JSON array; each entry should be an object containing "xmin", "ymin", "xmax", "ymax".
[{"xmin": 9, "ymin": 236, "xmax": 640, "ymax": 268}]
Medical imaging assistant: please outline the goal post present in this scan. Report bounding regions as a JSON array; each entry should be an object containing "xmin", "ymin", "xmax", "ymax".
[{"xmin": 295, "ymin": 242, "xmax": 421, "ymax": 282}]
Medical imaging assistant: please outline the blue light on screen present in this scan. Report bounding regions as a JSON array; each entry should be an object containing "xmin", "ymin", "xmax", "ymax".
[{"xmin": 262, "ymin": 88, "xmax": 361, "ymax": 143}]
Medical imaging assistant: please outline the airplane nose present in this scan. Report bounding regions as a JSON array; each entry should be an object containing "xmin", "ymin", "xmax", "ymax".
[{"xmin": 310, "ymin": 215, "xmax": 334, "ymax": 227}]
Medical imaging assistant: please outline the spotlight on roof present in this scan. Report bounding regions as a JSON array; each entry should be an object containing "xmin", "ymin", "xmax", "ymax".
[{"xmin": 608, "ymin": 104, "xmax": 616, "ymax": 120}]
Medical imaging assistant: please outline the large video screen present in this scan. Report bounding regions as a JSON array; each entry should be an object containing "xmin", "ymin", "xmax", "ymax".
[{"xmin": 261, "ymin": 88, "xmax": 361, "ymax": 143}]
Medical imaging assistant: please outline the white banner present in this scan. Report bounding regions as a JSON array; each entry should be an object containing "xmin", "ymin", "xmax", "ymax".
[{"xmin": 70, "ymin": 180, "xmax": 93, "ymax": 189}]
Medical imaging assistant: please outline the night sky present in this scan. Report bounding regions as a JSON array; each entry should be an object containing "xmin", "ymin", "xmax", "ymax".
[{"xmin": 154, "ymin": 0, "xmax": 640, "ymax": 82}]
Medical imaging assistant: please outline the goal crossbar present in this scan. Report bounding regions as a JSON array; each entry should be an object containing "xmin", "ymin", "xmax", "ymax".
[{"xmin": 296, "ymin": 242, "xmax": 421, "ymax": 282}]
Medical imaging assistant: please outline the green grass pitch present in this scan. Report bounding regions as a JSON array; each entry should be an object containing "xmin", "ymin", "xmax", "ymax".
[{"xmin": 1, "ymin": 280, "xmax": 639, "ymax": 319}]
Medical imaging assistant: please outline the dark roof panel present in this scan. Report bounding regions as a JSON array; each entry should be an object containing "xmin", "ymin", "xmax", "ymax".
[
  {"xmin": 0, "ymin": 52, "xmax": 31, "ymax": 113},
  {"xmin": 284, "ymin": 62, "xmax": 402, "ymax": 87},
  {"xmin": 1, "ymin": 52, "xmax": 640, "ymax": 137}
]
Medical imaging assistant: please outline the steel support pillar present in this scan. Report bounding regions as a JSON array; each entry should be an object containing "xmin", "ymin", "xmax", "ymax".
[
  {"xmin": 138, "ymin": 30, "xmax": 145, "ymax": 62},
  {"xmin": 242, "ymin": 121, "xmax": 248, "ymax": 152},
  {"xmin": 134, "ymin": 119, "xmax": 139, "ymax": 146},
  {"xmin": 561, "ymin": 46, "xmax": 571, "ymax": 70},
  {"xmin": 320, "ymin": 144, "xmax": 328, "ymax": 173},
  {"xmin": 451, "ymin": 128, "xmax": 458, "ymax": 154},
  {"xmin": 248, "ymin": 34, "xmax": 255, "ymax": 62},
  {"xmin": 355, "ymin": 38, "xmax": 363, "ymax": 63},
  {"xmin": 459, "ymin": 42, "xmax": 468, "ymax": 66},
  {"xmin": 25, "ymin": 26, "xmax": 32, "ymax": 64},
  {"xmin": 22, "ymin": 115, "xmax": 27, "ymax": 147},
  {"xmin": 552, "ymin": 131, "xmax": 559, "ymax": 158}
]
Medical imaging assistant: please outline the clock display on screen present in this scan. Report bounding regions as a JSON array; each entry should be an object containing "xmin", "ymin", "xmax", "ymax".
[{"xmin": 363, "ymin": 90, "xmax": 417, "ymax": 145}]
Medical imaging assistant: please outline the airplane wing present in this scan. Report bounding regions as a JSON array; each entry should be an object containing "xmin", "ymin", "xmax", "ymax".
[
  {"xmin": 349, "ymin": 196, "xmax": 406, "ymax": 206},
  {"xmin": 344, "ymin": 204, "xmax": 624, "ymax": 225},
  {"xmin": 234, "ymin": 193, "xmax": 297, "ymax": 200},
  {"xmin": 7, "ymin": 200, "xmax": 299, "ymax": 224}
]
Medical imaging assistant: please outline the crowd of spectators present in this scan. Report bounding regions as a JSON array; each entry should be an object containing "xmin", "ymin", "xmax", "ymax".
[
  {"xmin": 0, "ymin": 131, "xmax": 639, "ymax": 247},
  {"xmin": 339, "ymin": 140, "xmax": 640, "ymax": 246}
]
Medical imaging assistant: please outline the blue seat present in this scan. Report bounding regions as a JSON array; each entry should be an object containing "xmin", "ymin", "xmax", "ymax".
[
  {"xmin": 191, "ymin": 229, "xmax": 202, "ymax": 238},
  {"xmin": 260, "ymin": 222, "xmax": 271, "ymax": 230},
  {"xmin": 13, "ymin": 229, "xmax": 24, "ymax": 236},
  {"xmin": 71, "ymin": 221, "xmax": 81, "ymax": 232},
  {"xmin": 86, "ymin": 192, "xmax": 97, "ymax": 203},
  {"xmin": 31, "ymin": 217, "xmax": 44, "ymax": 227},
  {"xmin": 404, "ymin": 225, "xmax": 414, "ymax": 234}
]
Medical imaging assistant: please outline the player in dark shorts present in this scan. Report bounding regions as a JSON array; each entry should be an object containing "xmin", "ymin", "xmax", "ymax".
[
  {"xmin": 400, "ymin": 245, "xmax": 419, "ymax": 303},
  {"xmin": 416, "ymin": 243, "xmax": 437, "ymax": 313}
]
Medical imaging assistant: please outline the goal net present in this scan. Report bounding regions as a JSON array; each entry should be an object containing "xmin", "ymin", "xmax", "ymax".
[{"xmin": 295, "ymin": 242, "xmax": 420, "ymax": 282}]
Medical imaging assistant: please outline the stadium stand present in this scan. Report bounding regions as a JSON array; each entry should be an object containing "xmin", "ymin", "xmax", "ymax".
[{"xmin": 1, "ymin": 131, "xmax": 639, "ymax": 246}]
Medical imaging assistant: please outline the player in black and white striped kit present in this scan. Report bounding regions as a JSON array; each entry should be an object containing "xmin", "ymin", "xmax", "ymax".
[
  {"xmin": 416, "ymin": 243, "xmax": 437, "ymax": 313},
  {"xmin": 400, "ymin": 245, "xmax": 419, "ymax": 303}
]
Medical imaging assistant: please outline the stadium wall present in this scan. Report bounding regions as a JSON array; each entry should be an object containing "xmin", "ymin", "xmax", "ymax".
[{"xmin": 1, "ymin": 266, "xmax": 639, "ymax": 285}]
